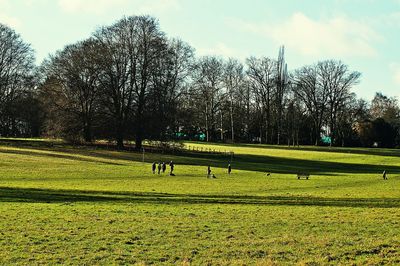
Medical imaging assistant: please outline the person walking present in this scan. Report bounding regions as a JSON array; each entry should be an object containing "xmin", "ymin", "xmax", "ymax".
[
  {"xmin": 152, "ymin": 162, "xmax": 156, "ymax": 174},
  {"xmin": 383, "ymin": 170, "xmax": 387, "ymax": 180},
  {"xmin": 162, "ymin": 162, "xmax": 166, "ymax": 173},
  {"xmin": 158, "ymin": 162, "xmax": 162, "ymax": 175},
  {"xmin": 228, "ymin": 164, "xmax": 231, "ymax": 175},
  {"xmin": 169, "ymin": 161, "xmax": 174, "ymax": 175},
  {"xmin": 207, "ymin": 165, "xmax": 212, "ymax": 178}
]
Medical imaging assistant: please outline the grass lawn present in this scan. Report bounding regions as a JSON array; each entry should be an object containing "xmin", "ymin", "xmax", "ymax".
[{"xmin": 0, "ymin": 139, "xmax": 399, "ymax": 265}]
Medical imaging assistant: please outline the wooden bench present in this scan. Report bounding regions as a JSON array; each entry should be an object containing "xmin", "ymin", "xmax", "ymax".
[{"xmin": 297, "ymin": 173, "xmax": 310, "ymax": 180}]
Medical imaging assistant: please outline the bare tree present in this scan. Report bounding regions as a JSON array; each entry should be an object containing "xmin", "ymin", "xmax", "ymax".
[
  {"xmin": 0, "ymin": 23, "xmax": 36, "ymax": 136},
  {"xmin": 246, "ymin": 56, "xmax": 276, "ymax": 143},
  {"xmin": 370, "ymin": 92, "xmax": 399, "ymax": 123},
  {"xmin": 293, "ymin": 60, "xmax": 360, "ymax": 145},
  {"xmin": 223, "ymin": 58, "xmax": 244, "ymax": 142},
  {"xmin": 293, "ymin": 65, "xmax": 328, "ymax": 145},
  {"xmin": 317, "ymin": 60, "xmax": 361, "ymax": 145},
  {"xmin": 95, "ymin": 15, "xmax": 166, "ymax": 149},
  {"xmin": 148, "ymin": 38, "xmax": 194, "ymax": 140},
  {"xmin": 191, "ymin": 56, "xmax": 224, "ymax": 142},
  {"xmin": 41, "ymin": 38, "xmax": 102, "ymax": 142},
  {"xmin": 275, "ymin": 46, "xmax": 289, "ymax": 144}
]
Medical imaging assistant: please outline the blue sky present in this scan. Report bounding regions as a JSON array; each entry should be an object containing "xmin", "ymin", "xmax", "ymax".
[{"xmin": 0, "ymin": 0, "xmax": 399, "ymax": 100}]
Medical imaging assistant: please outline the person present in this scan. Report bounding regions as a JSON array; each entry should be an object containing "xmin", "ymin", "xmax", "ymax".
[
  {"xmin": 383, "ymin": 170, "xmax": 387, "ymax": 180},
  {"xmin": 207, "ymin": 165, "xmax": 212, "ymax": 178},
  {"xmin": 162, "ymin": 162, "xmax": 166, "ymax": 173},
  {"xmin": 158, "ymin": 162, "xmax": 162, "ymax": 175},
  {"xmin": 169, "ymin": 161, "xmax": 174, "ymax": 175},
  {"xmin": 228, "ymin": 164, "xmax": 231, "ymax": 175},
  {"xmin": 152, "ymin": 162, "xmax": 156, "ymax": 174}
]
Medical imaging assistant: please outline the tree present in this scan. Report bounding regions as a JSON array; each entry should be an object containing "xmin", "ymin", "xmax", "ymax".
[
  {"xmin": 275, "ymin": 46, "xmax": 289, "ymax": 144},
  {"xmin": 370, "ymin": 92, "xmax": 399, "ymax": 123},
  {"xmin": 372, "ymin": 118, "xmax": 397, "ymax": 148},
  {"xmin": 370, "ymin": 92, "xmax": 400, "ymax": 145},
  {"xmin": 335, "ymin": 93, "xmax": 360, "ymax": 146},
  {"xmin": 223, "ymin": 58, "xmax": 244, "ymax": 142},
  {"xmin": 292, "ymin": 60, "xmax": 360, "ymax": 146},
  {"xmin": 317, "ymin": 60, "xmax": 360, "ymax": 146},
  {"xmin": 293, "ymin": 65, "xmax": 328, "ymax": 145},
  {"xmin": 95, "ymin": 15, "xmax": 167, "ymax": 149},
  {"xmin": 0, "ymin": 23, "xmax": 36, "ymax": 136},
  {"xmin": 41, "ymin": 39, "xmax": 102, "ymax": 142},
  {"xmin": 191, "ymin": 56, "xmax": 224, "ymax": 142},
  {"xmin": 246, "ymin": 56, "xmax": 276, "ymax": 143},
  {"xmin": 147, "ymin": 38, "xmax": 194, "ymax": 140}
]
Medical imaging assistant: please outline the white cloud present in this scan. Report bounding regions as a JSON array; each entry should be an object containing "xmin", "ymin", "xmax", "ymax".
[
  {"xmin": 228, "ymin": 12, "xmax": 381, "ymax": 58},
  {"xmin": 0, "ymin": 0, "xmax": 47, "ymax": 8},
  {"xmin": 58, "ymin": 0, "xmax": 128, "ymax": 14},
  {"xmin": 0, "ymin": 0, "xmax": 48, "ymax": 28},
  {"xmin": 0, "ymin": 0, "xmax": 16, "ymax": 28},
  {"xmin": 390, "ymin": 63, "xmax": 400, "ymax": 86},
  {"xmin": 23, "ymin": 0, "xmax": 49, "ymax": 7},
  {"xmin": 385, "ymin": 12, "xmax": 400, "ymax": 27},
  {"xmin": 57, "ymin": 0, "xmax": 180, "ymax": 15},
  {"xmin": 0, "ymin": 13, "xmax": 22, "ymax": 29},
  {"xmin": 197, "ymin": 42, "xmax": 246, "ymax": 59},
  {"xmin": 0, "ymin": 0, "xmax": 8, "ymax": 7},
  {"xmin": 136, "ymin": 0, "xmax": 181, "ymax": 14}
]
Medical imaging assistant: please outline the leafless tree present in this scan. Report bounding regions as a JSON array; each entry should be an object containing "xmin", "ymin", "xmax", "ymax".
[
  {"xmin": 41, "ymin": 38, "xmax": 102, "ymax": 142},
  {"xmin": 191, "ymin": 56, "xmax": 224, "ymax": 142},
  {"xmin": 370, "ymin": 92, "xmax": 399, "ymax": 123},
  {"xmin": 275, "ymin": 46, "xmax": 289, "ymax": 144},
  {"xmin": 246, "ymin": 56, "xmax": 276, "ymax": 143},
  {"xmin": 223, "ymin": 58, "xmax": 244, "ymax": 142},
  {"xmin": 95, "ymin": 15, "xmax": 166, "ymax": 149},
  {"xmin": 293, "ymin": 64, "xmax": 328, "ymax": 145},
  {"xmin": 0, "ymin": 23, "xmax": 36, "ymax": 136},
  {"xmin": 316, "ymin": 60, "xmax": 361, "ymax": 145},
  {"xmin": 148, "ymin": 38, "xmax": 194, "ymax": 140}
]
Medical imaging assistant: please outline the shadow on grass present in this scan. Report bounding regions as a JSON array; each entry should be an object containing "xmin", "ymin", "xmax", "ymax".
[
  {"xmin": 185, "ymin": 141, "xmax": 400, "ymax": 158},
  {"xmin": 0, "ymin": 148, "xmax": 125, "ymax": 166},
  {"xmin": 175, "ymin": 152, "xmax": 400, "ymax": 175},
  {"xmin": 1, "ymin": 187, "xmax": 399, "ymax": 208},
  {"xmin": 1, "ymin": 139, "xmax": 399, "ymax": 175}
]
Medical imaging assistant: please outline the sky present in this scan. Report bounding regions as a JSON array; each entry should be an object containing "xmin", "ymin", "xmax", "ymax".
[{"xmin": 0, "ymin": 0, "xmax": 399, "ymax": 100}]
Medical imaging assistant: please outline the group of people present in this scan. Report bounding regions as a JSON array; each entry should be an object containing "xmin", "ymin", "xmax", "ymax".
[
  {"xmin": 151, "ymin": 161, "xmax": 232, "ymax": 178},
  {"xmin": 152, "ymin": 161, "xmax": 388, "ymax": 180},
  {"xmin": 152, "ymin": 161, "xmax": 175, "ymax": 176}
]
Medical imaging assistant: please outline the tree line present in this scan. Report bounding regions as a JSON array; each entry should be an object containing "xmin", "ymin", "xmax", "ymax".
[{"xmin": 1, "ymin": 16, "xmax": 399, "ymax": 149}]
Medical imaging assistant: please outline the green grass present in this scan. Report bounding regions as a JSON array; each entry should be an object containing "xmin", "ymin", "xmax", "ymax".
[{"xmin": 0, "ymin": 139, "xmax": 399, "ymax": 265}]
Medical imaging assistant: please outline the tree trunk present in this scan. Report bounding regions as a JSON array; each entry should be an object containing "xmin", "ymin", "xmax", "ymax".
[
  {"xmin": 205, "ymin": 104, "xmax": 209, "ymax": 142},
  {"xmin": 116, "ymin": 121, "xmax": 124, "ymax": 149},
  {"xmin": 135, "ymin": 134, "xmax": 143, "ymax": 150},
  {"xmin": 230, "ymin": 99, "xmax": 234, "ymax": 142},
  {"xmin": 135, "ymin": 91, "xmax": 145, "ymax": 150},
  {"xmin": 116, "ymin": 134, "xmax": 124, "ymax": 149},
  {"xmin": 83, "ymin": 123, "xmax": 92, "ymax": 143},
  {"xmin": 220, "ymin": 110, "xmax": 223, "ymax": 141}
]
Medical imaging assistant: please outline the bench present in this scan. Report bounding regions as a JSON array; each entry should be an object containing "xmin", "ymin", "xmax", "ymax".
[{"xmin": 297, "ymin": 173, "xmax": 310, "ymax": 180}]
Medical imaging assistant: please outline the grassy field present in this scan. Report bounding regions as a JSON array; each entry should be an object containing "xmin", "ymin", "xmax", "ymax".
[{"xmin": 0, "ymin": 139, "xmax": 399, "ymax": 265}]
